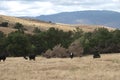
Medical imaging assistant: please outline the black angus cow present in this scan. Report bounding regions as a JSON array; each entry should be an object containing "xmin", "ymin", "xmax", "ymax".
[
  {"xmin": 93, "ymin": 50, "xmax": 101, "ymax": 58},
  {"xmin": 0, "ymin": 52, "xmax": 8, "ymax": 62},
  {"xmin": 93, "ymin": 47, "xmax": 101, "ymax": 58},
  {"xmin": 24, "ymin": 54, "xmax": 36, "ymax": 61},
  {"xmin": 93, "ymin": 52, "xmax": 101, "ymax": 58},
  {"xmin": 70, "ymin": 52, "xmax": 74, "ymax": 59}
]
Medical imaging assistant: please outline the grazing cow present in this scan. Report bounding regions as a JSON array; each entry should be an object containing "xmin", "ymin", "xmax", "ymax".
[
  {"xmin": 93, "ymin": 53, "xmax": 101, "ymax": 58},
  {"xmin": 93, "ymin": 47, "xmax": 101, "ymax": 58},
  {"xmin": 29, "ymin": 54, "xmax": 36, "ymax": 60},
  {"xmin": 24, "ymin": 54, "xmax": 36, "ymax": 61},
  {"xmin": 0, "ymin": 53, "xmax": 7, "ymax": 62},
  {"xmin": 70, "ymin": 52, "xmax": 74, "ymax": 59}
]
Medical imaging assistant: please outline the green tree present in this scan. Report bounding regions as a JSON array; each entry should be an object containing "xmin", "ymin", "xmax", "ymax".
[
  {"xmin": 30, "ymin": 27, "xmax": 73, "ymax": 55},
  {"xmin": 30, "ymin": 31, "xmax": 48, "ymax": 55},
  {"xmin": 79, "ymin": 32, "xmax": 92, "ymax": 54},
  {"xmin": 33, "ymin": 27, "xmax": 41, "ymax": 33},
  {"xmin": 87, "ymin": 28, "xmax": 112, "ymax": 53},
  {"xmin": 14, "ymin": 22, "xmax": 24, "ymax": 33},
  {"xmin": 0, "ymin": 31, "xmax": 6, "ymax": 53},
  {"xmin": 79, "ymin": 28, "xmax": 114, "ymax": 54},
  {"xmin": 6, "ymin": 32, "xmax": 32, "ymax": 57},
  {"xmin": 73, "ymin": 27, "xmax": 83, "ymax": 39},
  {"xmin": 46, "ymin": 27, "xmax": 73, "ymax": 48},
  {"xmin": 109, "ymin": 29, "xmax": 120, "ymax": 52}
]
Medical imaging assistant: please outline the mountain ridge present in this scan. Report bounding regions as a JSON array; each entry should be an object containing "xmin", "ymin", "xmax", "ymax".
[{"xmin": 34, "ymin": 10, "xmax": 120, "ymax": 28}]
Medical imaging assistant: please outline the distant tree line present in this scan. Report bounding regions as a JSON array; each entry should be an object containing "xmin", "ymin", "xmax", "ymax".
[
  {"xmin": 80, "ymin": 28, "xmax": 120, "ymax": 54},
  {"xmin": 0, "ymin": 22, "xmax": 120, "ymax": 57}
]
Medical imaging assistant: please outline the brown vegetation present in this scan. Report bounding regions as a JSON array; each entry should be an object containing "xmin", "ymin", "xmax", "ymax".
[
  {"xmin": 43, "ymin": 44, "xmax": 69, "ymax": 58},
  {"xmin": 68, "ymin": 40, "xmax": 83, "ymax": 57},
  {"xmin": 43, "ymin": 40, "xmax": 83, "ymax": 58}
]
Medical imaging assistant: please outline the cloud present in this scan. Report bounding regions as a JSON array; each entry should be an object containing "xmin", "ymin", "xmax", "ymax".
[
  {"xmin": 0, "ymin": 1, "xmax": 56, "ymax": 16},
  {"xmin": 0, "ymin": 0, "xmax": 120, "ymax": 16}
]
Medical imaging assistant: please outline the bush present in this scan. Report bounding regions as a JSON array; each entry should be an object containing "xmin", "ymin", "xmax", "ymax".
[
  {"xmin": 0, "ymin": 22, "xmax": 8, "ymax": 27},
  {"xmin": 14, "ymin": 22, "xmax": 26, "ymax": 33},
  {"xmin": 6, "ymin": 32, "xmax": 32, "ymax": 57},
  {"xmin": 43, "ymin": 40, "xmax": 84, "ymax": 58},
  {"xmin": 43, "ymin": 44, "xmax": 69, "ymax": 58},
  {"xmin": 68, "ymin": 40, "xmax": 83, "ymax": 57},
  {"xmin": 33, "ymin": 27, "xmax": 41, "ymax": 33}
]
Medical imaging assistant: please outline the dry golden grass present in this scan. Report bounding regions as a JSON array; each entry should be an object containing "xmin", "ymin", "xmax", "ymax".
[
  {"xmin": 0, "ymin": 54, "xmax": 120, "ymax": 80},
  {"xmin": 0, "ymin": 14, "xmax": 74, "ymax": 32},
  {"xmin": 0, "ymin": 27, "xmax": 32, "ymax": 34},
  {"xmin": 0, "ymin": 27, "xmax": 16, "ymax": 34},
  {"xmin": 0, "ymin": 14, "xmax": 115, "ymax": 34},
  {"xmin": 72, "ymin": 24, "xmax": 115, "ymax": 32}
]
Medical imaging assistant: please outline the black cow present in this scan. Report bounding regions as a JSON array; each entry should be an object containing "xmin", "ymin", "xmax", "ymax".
[
  {"xmin": 93, "ymin": 53, "xmax": 101, "ymax": 58},
  {"xmin": 29, "ymin": 54, "xmax": 36, "ymax": 60},
  {"xmin": 0, "ymin": 53, "xmax": 7, "ymax": 62},
  {"xmin": 24, "ymin": 54, "xmax": 36, "ymax": 61},
  {"xmin": 93, "ymin": 47, "xmax": 101, "ymax": 58},
  {"xmin": 70, "ymin": 52, "xmax": 74, "ymax": 59}
]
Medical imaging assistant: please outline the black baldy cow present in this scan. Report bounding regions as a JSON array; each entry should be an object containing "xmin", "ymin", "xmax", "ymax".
[
  {"xmin": 23, "ymin": 54, "xmax": 36, "ymax": 61},
  {"xmin": 70, "ymin": 52, "xmax": 74, "ymax": 59},
  {"xmin": 0, "ymin": 53, "xmax": 7, "ymax": 62}
]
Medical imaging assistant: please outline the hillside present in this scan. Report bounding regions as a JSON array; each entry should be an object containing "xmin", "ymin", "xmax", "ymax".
[
  {"xmin": 0, "ymin": 14, "xmax": 114, "ymax": 34},
  {"xmin": 35, "ymin": 10, "xmax": 120, "ymax": 28},
  {"xmin": 0, "ymin": 14, "xmax": 74, "ymax": 33},
  {"xmin": 0, "ymin": 54, "xmax": 120, "ymax": 80}
]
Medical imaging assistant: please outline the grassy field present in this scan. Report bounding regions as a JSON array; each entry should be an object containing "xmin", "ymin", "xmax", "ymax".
[{"xmin": 0, "ymin": 54, "xmax": 120, "ymax": 80}]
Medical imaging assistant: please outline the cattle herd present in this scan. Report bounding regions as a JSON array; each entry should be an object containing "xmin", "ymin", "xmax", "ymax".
[{"xmin": 0, "ymin": 51, "xmax": 101, "ymax": 62}]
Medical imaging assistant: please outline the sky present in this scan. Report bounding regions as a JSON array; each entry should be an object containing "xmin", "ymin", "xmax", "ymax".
[{"xmin": 0, "ymin": 0, "xmax": 120, "ymax": 17}]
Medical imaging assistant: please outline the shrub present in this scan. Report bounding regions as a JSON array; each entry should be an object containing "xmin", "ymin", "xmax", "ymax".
[
  {"xmin": 43, "ymin": 44, "xmax": 69, "ymax": 58},
  {"xmin": 43, "ymin": 40, "xmax": 84, "ymax": 58},
  {"xmin": 68, "ymin": 40, "xmax": 83, "ymax": 57},
  {"xmin": 0, "ymin": 22, "xmax": 8, "ymax": 27}
]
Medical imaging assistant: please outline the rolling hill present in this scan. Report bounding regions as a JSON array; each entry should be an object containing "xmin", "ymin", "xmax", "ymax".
[
  {"xmin": 0, "ymin": 14, "xmax": 114, "ymax": 34},
  {"xmin": 35, "ymin": 10, "xmax": 120, "ymax": 28}
]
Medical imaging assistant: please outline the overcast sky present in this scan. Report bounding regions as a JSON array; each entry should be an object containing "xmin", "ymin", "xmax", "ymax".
[{"xmin": 0, "ymin": 0, "xmax": 120, "ymax": 17}]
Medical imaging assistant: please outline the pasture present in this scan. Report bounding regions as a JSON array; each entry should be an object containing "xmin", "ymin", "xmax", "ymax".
[{"xmin": 0, "ymin": 54, "xmax": 120, "ymax": 80}]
